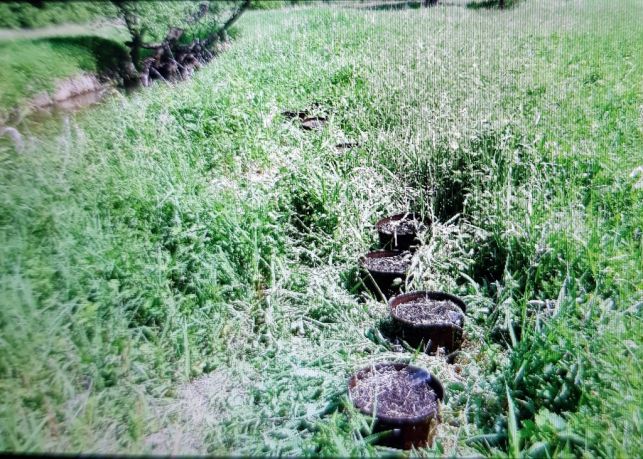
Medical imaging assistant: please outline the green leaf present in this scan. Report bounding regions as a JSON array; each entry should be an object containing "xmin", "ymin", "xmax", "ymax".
[
  {"xmin": 506, "ymin": 384, "xmax": 521, "ymax": 458},
  {"xmin": 526, "ymin": 441, "xmax": 550, "ymax": 458},
  {"xmin": 535, "ymin": 409, "xmax": 566, "ymax": 432}
]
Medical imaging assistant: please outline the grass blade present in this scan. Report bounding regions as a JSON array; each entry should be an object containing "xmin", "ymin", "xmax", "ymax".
[{"xmin": 506, "ymin": 384, "xmax": 521, "ymax": 458}]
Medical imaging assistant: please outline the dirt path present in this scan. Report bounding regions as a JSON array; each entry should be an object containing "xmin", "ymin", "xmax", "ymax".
[
  {"xmin": 144, "ymin": 366, "xmax": 254, "ymax": 455},
  {"xmin": 0, "ymin": 20, "xmax": 126, "ymax": 42}
]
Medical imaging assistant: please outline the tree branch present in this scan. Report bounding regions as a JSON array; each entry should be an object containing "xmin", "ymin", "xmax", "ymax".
[
  {"xmin": 210, "ymin": 0, "xmax": 250, "ymax": 44},
  {"xmin": 187, "ymin": 2, "xmax": 209, "ymax": 24}
]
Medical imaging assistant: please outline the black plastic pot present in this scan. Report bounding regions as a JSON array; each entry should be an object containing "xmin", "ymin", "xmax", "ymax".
[
  {"xmin": 281, "ymin": 110, "xmax": 307, "ymax": 120},
  {"xmin": 389, "ymin": 291, "xmax": 467, "ymax": 352},
  {"xmin": 335, "ymin": 141, "xmax": 359, "ymax": 150},
  {"xmin": 301, "ymin": 116, "xmax": 327, "ymax": 131},
  {"xmin": 348, "ymin": 362, "xmax": 444, "ymax": 449},
  {"xmin": 359, "ymin": 250, "xmax": 412, "ymax": 297},
  {"xmin": 281, "ymin": 105, "xmax": 327, "ymax": 131},
  {"xmin": 376, "ymin": 213, "xmax": 429, "ymax": 251}
]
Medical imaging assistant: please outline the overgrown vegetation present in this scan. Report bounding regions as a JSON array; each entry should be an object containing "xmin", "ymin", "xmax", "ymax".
[
  {"xmin": 0, "ymin": 1, "xmax": 250, "ymax": 118},
  {"xmin": 0, "ymin": 2, "xmax": 114, "ymax": 29},
  {"xmin": 0, "ymin": 0, "xmax": 641, "ymax": 456},
  {"xmin": 112, "ymin": 0, "xmax": 249, "ymax": 84}
]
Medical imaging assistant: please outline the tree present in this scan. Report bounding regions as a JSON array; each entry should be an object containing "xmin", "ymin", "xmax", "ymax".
[
  {"xmin": 111, "ymin": 0, "xmax": 250, "ymax": 85},
  {"xmin": 423, "ymin": 0, "xmax": 438, "ymax": 6}
]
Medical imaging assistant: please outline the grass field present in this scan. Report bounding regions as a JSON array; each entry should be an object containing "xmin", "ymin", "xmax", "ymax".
[
  {"xmin": 0, "ymin": 0, "xmax": 641, "ymax": 456},
  {"xmin": 0, "ymin": 2, "xmax": 113, "ymax": 29},
  {"xmin": 0, "ymin": 21, "xmax": 128, "ymax": 120}
]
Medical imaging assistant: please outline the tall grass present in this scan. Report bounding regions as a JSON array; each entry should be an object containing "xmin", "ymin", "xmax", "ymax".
[{"xmin": 0, "ymin": 0, "xmax": 641, "ymax": 455}]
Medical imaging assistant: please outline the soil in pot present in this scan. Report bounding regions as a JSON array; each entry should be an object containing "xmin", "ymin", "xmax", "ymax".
[
  {"xmin": 394, "ymin": 298, "xmax": 465, "ymax": 328},
  {"xmin": 301, "ymin": 116, "xmax": 327, "ymax": 131},
  {"xmin": 389, "ymin": 291, "xmax": 467, "ymax": 353},
  {"xmin": 282, "ymin": 103, "xmax": 327, "ymax": 131},
  {"xmin": 282, "ymin": 102, "xmax": 322, "ymax": 120},
  {"xmin": 350, "ymin": 366, "xmax": 438, "ymax": 418},
  {"xmin": 378, "ymin": 217, "xmax": 423, "ymax": 237},
  {"xmin": 281, "ymin": 110, "xmax": 308, "ymax": 120},
  {"xmin": 348, "ymin": 363, "xmax": 443, "ymax": 449},
  {"xmin": 376, "ymin": 213, "xmax": 428, "ymax": 251},
  {"xmin": 360, "ymin": 251, "xmax": 412, "ymax": 297},
  {"xmin": 361, "ymin": 251, "xmax": 412, "ymax": 274}
]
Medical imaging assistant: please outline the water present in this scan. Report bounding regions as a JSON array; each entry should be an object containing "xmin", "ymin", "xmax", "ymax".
[
  {"xmin": 26, "ymin": 89, "xmax": 108, "ymax": 125},
  {"xmin": 3, "ymin": 84, "xmax": 137, "ymax": 142}
]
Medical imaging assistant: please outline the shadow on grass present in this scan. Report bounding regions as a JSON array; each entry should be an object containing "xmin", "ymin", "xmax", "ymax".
[
  {"xmin": 466, "ymin": 0, "xmax": 519, "ymax": 9},
  {"xmin": 34, "ymin": 35, "xmax": 130, "ymax": 78},
  {"xmin": 361, "ymin": 1, "xmax": 423, "ymax": 11}
]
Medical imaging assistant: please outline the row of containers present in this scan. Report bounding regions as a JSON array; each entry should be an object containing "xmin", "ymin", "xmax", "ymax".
[{"xmin": 348, "ymin": 213, "xmax": 468, "ymax": 450}]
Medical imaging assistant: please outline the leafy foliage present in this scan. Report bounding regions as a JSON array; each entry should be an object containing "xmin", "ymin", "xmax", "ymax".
[
  {"xmin": 112, "ymin": 1, "xmax": 245, "ymax": 45},
  {"xmin": 0, "ymin": 2, "xmax": 115, "ymax": 29}
]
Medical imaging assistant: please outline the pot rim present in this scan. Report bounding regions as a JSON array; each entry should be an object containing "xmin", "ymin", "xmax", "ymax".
[
  {"xmin": 347, "ymin": 362, "xmax": 444, "ymax": 425},
  {"xmin": 375, "ymin": 212, "xmax": 430, "ymax": 235},
  {"xmin": 358, "ymin": 250, "xmax": 411, "ymax": 276},
  {"xmin": 302, "ymin": 115, "xmax": 328, "ymax": 122},
  {"xmin": 388, "ymin": 291, "xmax": 467, "ymax": 331}
]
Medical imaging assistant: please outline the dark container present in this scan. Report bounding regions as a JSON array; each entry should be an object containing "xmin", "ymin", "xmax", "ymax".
[
  {"xmin": 335, "ymin": 141, "xmax": 359, "ymax": 150},
  {"xmin": 281, "ymin": 110, "xmax": 308, "ymax": 120},
  {"xmin": 281, "ymin": 107, "xmax": 327, "ymax": 131},
  {"xmin": 389, "ymin": 291, "xmax": 467, "ymax": 352},
  {"xmin": 301, "ymin": 116, "xmax": 327, "ymax": 131},
  {"xmin": 376, "ymin": 213, "xmax": 429, "ymax": 251},
  {"xmin": 359, "ymin": 250, "xmax": 411, "ymax": 297},
  {"xmin": 348, "ymin": 362, "xmax": 444, "ymax": 449}
]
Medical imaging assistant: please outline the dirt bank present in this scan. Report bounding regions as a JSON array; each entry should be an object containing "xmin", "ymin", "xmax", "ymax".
[{"xmin": 30, "ymin": 73, "xmax": 108, "ymax": 109}]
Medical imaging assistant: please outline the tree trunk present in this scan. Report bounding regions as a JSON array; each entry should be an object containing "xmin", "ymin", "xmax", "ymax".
[
  {"xmin": 216, "ymin": 0, "xmax": 251, "ymax": 42},
  {"xmin": 115, "ymin": 0, "xmax": 250, "ymax": 86},
  {"xmin": 113, "ymin": 1, "xmax": 144, "ymax": 72},
  {"xmin": 130, "ymin": 32, "xmax": 143, "ymax": 71}
]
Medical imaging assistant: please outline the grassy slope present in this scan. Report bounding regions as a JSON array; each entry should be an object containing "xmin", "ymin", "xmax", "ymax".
[
  {"xmin": 0, "ymin": 21, "xmax": 129, "ymax": 119},
  {"xmin": 0, "ymin": 0, "xmax": 641, "ymax": 456},
  {"xmin": 0, "ymin": 3, "xmax": 124, "ymax": 114},
  {"xmin": 0, "ymin": 37, "xmax": 126, "ymax": 112}
]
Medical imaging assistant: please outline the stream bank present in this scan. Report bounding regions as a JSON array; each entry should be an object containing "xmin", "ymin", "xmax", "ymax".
[{"xmin": 0, "ymin": 38, "xmax": 232, "ymax": 146}]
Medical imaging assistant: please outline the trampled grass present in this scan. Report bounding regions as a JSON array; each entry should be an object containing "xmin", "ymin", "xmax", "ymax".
[{"xmin": 0, "ymin": 0, "xmax": 641, "ymax": 456}]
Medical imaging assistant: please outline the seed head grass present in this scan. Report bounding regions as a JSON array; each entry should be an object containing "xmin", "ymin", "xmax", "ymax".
[{"xmin": 0, "ymin": 0, "xmax": 641, "ymax": 456}]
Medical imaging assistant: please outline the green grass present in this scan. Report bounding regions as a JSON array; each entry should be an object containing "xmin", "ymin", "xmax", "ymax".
[
  {"xmin": 0, "ymin": 18, "xmax": 129, "ymax": 121},
  {"xmin": 0, "ymin": 39, "xmax": 97, "ymax": 112},
  {"xmin": 0, "ymin": 36, "xmax": 129, "ymax": 115},
  {"xmin": 0, "ymin": 2, "xmax": 115, "ymax": 29},
  {"xmin": 0, "ymin": 0, "xmax": 641, "ymax": 456}
]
